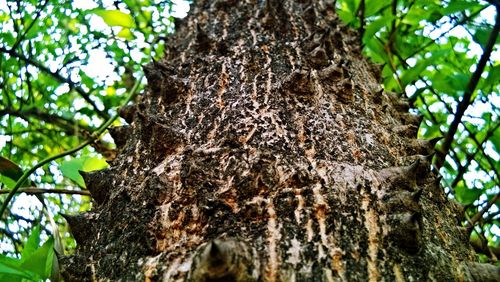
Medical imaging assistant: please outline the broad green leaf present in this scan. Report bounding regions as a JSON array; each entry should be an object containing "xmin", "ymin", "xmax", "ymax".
[
  {"xmin": 364, "ymin": 36, "xmax": 388, "ymax": 63},
  {"xmin": 61, "ymin": 157, "xmax": 108, "ymax": 187},
  {"xmin": 442, "ymin": 0, "xmax": 480, "ymax": 16},
  {"xmin": 454, "ymin": 182, "xmax": 482, "ymax": 205},
  {"xmin": 483, "ymin": 64, "xmax": 500, "ymax": 88},
  {"xmin": 21, "ymin": 237, "xmax": 55, "ymax": 279},
  {"xmin": 21, "ymin": 226, "xmax": 41, "ymax": 262},
  {"xmin": 0, "ymin": 264, "xmax": 32, "ymax": 281},
  {"xmin": 0, "ymin": 31, "xmax": 15, "ymax": 45},
  {"xmin": 93, "ymin": 9, "xmax": 135, "ymax": 28},
  {"xmin": 491, "ymin": 130, "xmax": 500, "ymax": 154},
  {"xmin": 401, "ymin": 61, "xmax": 430, "ymax": 87},
  {"xmin": 82, "ymin": 157, "xmax": 108, "ymax": 172},
  {"xmin": 117, "ymin": 28, "xmax": 134, "ymax": 40},
  {"xmin": 363, "ymin": 16, "xmax": 392, "ymax": 44},
  {"xmin": 60, "ymin": 159, "xmax": 86, "ymax": 187},
  {"xmin": 472, "ymin": 27, "xmax": 492, "ymax": 50},
  {"xmin": 365, "ymin": 0, "xmax": 389, "ymax": 17},
  {"xmin": 0, "ymin": 175, "xmax": 17, "ymax": 189},
  {"xmin": 0, "ymin": 255, "xmax": 35, "ymax": 281},
  {"xmin": 337, "ymin": 9, "xmax": 356, "ymax": 25}
]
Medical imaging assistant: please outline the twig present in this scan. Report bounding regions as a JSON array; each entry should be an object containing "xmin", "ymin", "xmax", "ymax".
[
  {"xmin": 0, "ymin": 187, "xmax": 90, "ymax": 196},
  {"xmin": 466, "ymin": 193, "xmax": 500, "ymax": 229}
]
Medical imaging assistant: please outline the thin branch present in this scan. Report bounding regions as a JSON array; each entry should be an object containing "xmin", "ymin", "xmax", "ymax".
[
  {"xmin": 435, "ymin": 8, "xmax": 500, "ymax": 170},
  {"xmin": 450, "ymin": 119, "xmax": 500, "ymax": 187},
  {"xmin": 0, "ymin": 187, "xmax": 90, "ymax": 196},
  {"xmin": 466, "ymin": 193, "xmax": 500, "ymax": 229}
]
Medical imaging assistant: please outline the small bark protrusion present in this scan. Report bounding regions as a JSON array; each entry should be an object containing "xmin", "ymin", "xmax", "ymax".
[
  {"xmin": 383, "ymin": 189, "xmax": 422, "ymax": 214},
  {"xmin": 118, "ymin": 104, "xmax": 136, "ymax": 124},
  {"xmin": 309, "ymin": 45, "xmax": 330, "ymax": 68},
  {"xmin": 144, "ymin": 61, "xmax": 186, "ymax": 103},
  {"xmin": 370, "ymin": 63, "xmax": 384, "ymax": 82},
  {"xmin": 196, "ymin": 24, "xmax": 211, "ymax": 50},
  {"xmin": 262, "ymin": 0, "xmax": 276, "ymax": 27},
  {"xmin": 407, "ymin": 137, "xmax": 441, "ymax": 155},
  {"xmin": 138, "ymin": 114, "xmax": 184, "ymax": 156},
  {"xmin": 108, "ymin": 125, "xmax": 130, "ymax": 149},
  {"xmin": 302, "ymin": 5, "xmax": 316, "ymax": 26},
  {"xmin": 377, "ymin": 160, "xmax": 420, "ymax": 191},
  {"xmin": 143, "ymin": 61, "xmax": 163, "ymax": 86},
  {"xmin": 400, "ymin": 112, "xmax": 424, "ymax": 126},
  {"xmin": 337, "ymin": 79, "xmax": 354, "ymax": 103},
  {"xmin": 372, "ymin": 88, "xmax": 384, "ymax": 104},
  {"xmin": 388, "ymin": 211, "xmax": 421, "ymax": 254},
  {"xmin": 396, "ymin": 99, "xmax": 411, "ymax": 112},
  {"xmin": 162, "ymin": 74, "xmax": 187, "ymax": 103},
  {"xmin": 392, "ymin": 124, "xmax": 419, "ymax": 138},
  {"xmin": 464, "ymin": 262, "xmax": 500, "ymax": 282},
  {"xmin": 59, "ymin": 254, "xmax": 91, "ymax": 281},
  {"xmin": 79, "ymin": 169, "xmax": 111, "ymax": 205},
  {"xmin": 188, "ymin": 238, "xmax": 259, "ymax": 282},
  {"xmin": 281, "ymin": 69, "xmax": 314, "ymax": 96},
  {"xmin": 318, "ymin": 64, "xmax": 344, "ymax": 80},
  {"xmin": 61, "ymin": 213, "xmax": 94, "ymax": 246}
]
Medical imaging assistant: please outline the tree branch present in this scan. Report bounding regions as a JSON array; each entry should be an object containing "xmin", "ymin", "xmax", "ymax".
[
  {"xmin": 0, "ymin": 187, "xmax": 90, "ymax": 196},
  {"xmin": 435, "ymin": 8, "xmax": 500, "ymax": 170},
  {"xmin": 466, "ymin": 193, "xmax": 500, "ymax": 229}
]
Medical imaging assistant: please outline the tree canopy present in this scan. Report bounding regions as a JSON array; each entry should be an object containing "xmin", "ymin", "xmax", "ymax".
[{"xmin": 0, "ymin": 0, "xmax": 498, "ymax": 279}]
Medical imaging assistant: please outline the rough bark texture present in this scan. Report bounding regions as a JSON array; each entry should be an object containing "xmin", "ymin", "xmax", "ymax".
[{"xmin": 61, "ymin": 0, "xmax": 496, "ymax": 281}]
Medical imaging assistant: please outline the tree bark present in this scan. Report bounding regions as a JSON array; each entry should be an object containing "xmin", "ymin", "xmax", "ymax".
[{"xmin": 61, "ymin": 0, "xmax": 498, "ymax": 281}]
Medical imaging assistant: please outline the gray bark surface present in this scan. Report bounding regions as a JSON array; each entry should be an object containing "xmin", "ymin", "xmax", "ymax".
[{"xmin": 61, "ymin": 0, "xmax": 495, "ymax": 281}]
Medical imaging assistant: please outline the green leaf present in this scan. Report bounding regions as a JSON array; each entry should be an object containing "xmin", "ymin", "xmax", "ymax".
[
  {"xmin": 364, "ymin": 36, "xmax": 388, "ymax": 63},
  {"xmin": 82, "ymin": 157, "xmax": 108, "ymax": 172},
  {"xmin": 0, "ymin": 255, "xmax": 36, "ymax": 281},
  {"xmin": 483, "ymin": 64, "xmax": 500, "ymax": 89},
  {"xmin": 472, "ymin": 27, "xmax": 492, "ymax": 50},
  {"xmin": 21, "ymin": 226, "xmax": 41, "ymax": 262},
  {"xmin": 0, "ymin": 264, "xmax": 32, "ymax": 281},
  {"xmin": 454, "ymin": 182, "xmax": 482, "ymax": 205},
  {"xmin": 117, "ymin": 28, "xmax": 134, "ymax": 40},
  {"xmin": 442, "ymin": 0, "xmax": 479, "ymax": 16},
  {"xmin": 60, "ymin": 159, "xmax": 86, "ymax": 187},
  {"xmin": 93, "ymin": 9, "xmax": 135, "ymax": 28},
  {"xmin": 0, "ymin": 175, "xmax": 17, "ymax": 189},
  {"xmin": 365, "ymin": 1, "xmax": 389, "ymax": 17},
  {"xmin": 363, "ymin": 15, "xmax": 392, "ymax": 44},
  {"xmin": 21, "ymin": 237, "xmax": 55, "ymax": 279},
  {"xmin": 61, "ymin": 157, "xmax": 108, "ymax": 187}
]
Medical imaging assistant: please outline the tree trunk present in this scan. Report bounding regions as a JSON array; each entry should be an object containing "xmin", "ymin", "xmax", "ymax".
[{"xmin": 61, "ymin": 0, "xmax": 497, "ymax": 281}]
